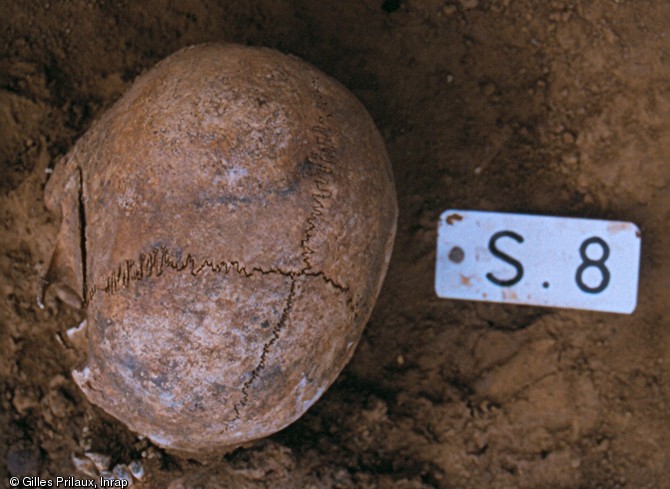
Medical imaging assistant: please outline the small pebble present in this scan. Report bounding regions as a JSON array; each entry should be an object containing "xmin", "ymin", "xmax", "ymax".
[
  {"xmin": 100, "ymin": 470, "xmax": 114, "ymax": 481},
  {"xmin": 562, "ymin": 154, "xmax": 578, "ymax": 166},
  {"xmin": 85, "ymin": 452, "xmax": 111, "ymax": 472},
  {"xmin": 129, "ymin": 460, "xmax": 145, "ymax": 480},
  {"xmin": 6, "ymin": 445, "xmax": 40, "ymax": 476},
  {"xmin": 71, "ymin": 454, "xmax": 97, "ymax": 478},
  {"xmin": 66, "ymin": 320, "xmax": 87, "ymax": 340},
  {"xmin": 459, "ymin": 0, "xmax": 479, "ymax": 9},
  {"xmin": 113, "ymin": 464, "xmax": 134, "ymax": 485},
  {"xmin": 562, "ymin": 131, "xmax": 575, "ymax": 144},
  {"xmin": 442, "ymin": 5, "xmax": 457, "ymax": 16}
]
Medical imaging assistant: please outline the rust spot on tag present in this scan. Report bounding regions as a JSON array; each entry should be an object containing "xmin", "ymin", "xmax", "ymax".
[{"xmin": 446, "ymin": 213, "xmax": 463, "ymax": 225}]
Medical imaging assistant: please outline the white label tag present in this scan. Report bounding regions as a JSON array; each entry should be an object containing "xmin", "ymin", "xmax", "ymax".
[{"xmin": 435, "ymin": 210, "xmax": 641, "ymax": 314}]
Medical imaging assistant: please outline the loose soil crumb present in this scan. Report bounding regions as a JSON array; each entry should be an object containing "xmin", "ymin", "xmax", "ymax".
[{"xmin": 1, "ymin": 1, "xmax": 668, "ymax": 488}]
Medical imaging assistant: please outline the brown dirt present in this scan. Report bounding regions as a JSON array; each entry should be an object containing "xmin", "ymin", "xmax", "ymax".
[{"xmin": 1, "ymin": 0, "xmax": 669, "ymax": 488}]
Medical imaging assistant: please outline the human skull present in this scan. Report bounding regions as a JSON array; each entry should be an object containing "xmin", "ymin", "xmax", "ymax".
[{"xmin": 43, "ymin": 43, "xmax": 397, "ymax": 454}]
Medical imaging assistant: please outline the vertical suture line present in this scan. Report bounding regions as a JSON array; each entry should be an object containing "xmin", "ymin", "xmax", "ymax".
[
  {"xmin": 77, "ymin": 167, "xmax": 88, "ymax": 304},
  {"xmin": 233, "ymin": 275, "xmax": 297, "ymax": 420}
]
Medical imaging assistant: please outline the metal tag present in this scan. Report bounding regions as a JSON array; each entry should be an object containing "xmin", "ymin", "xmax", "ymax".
[{"xmin": 435, "ymin": 210, "xmax": 641, "ymax": 314}]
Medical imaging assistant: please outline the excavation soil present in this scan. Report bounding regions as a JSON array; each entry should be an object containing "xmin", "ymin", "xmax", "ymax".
[{"xmin": 1, "ymin": 1, "xmax": 669, "ymax": 488}]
